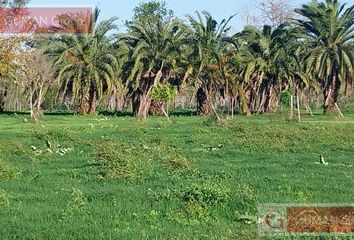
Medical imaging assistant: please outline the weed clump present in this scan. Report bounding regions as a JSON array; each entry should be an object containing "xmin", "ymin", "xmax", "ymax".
[
  {"xmin": 160, "ymin": 146, "xmax": 191, "ymax": 172},
  {"xmin": 61, "ymin": 187, "xmax": 89, "ymax": 220},
  {"xmin": 181, "ymin": 183, "xmax": 230, "ymax": 207},
  {"xmin": 0, "ymin": 190, "xmax": 10, "ymax": 207},
  {"xmin": 94, "ymin": 139, "xmax": 153, "ymax": 180},
  {"xmin": 0, "ymin": 161, "xmax": 21, "ymax": 180}
]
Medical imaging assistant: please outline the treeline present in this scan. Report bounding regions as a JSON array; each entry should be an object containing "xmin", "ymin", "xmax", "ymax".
[{"xmin": 0, "ymin": 0, "xmax": 353, "ymax": 120}]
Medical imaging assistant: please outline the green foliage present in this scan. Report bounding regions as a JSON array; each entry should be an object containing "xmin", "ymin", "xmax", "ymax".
[
  {"xmin": 295, "ymin": 0, "xmax": 354, "ymax": 110},
  {"xmin": 150, "ymin": 84, "xmax": 176, "ymax": 102},
  {"xmin": 280, "ymin": 89, "xmax": 291, "ymax": 108},
  {"xmin": 0, "ymin": 112, "xmax": 353, "ymax": 239},
  {"xmin": 0, "ymin": 190, "xmax": 10, "ymax": 207},
  {"xmin": 94, "ymin": 139, "xmax": 153, "ymax": 180},
  {"xmin": 159, "ymin": 146, "xmax": 190, "ymax": 172},
  {"xmin": 131, "ymin": 0, "xmax": 174, "ymax": 23},
  {"xmin": 0, "ymin": 160, "xmax": 20, "ymax": 180},
  {"xmin": 45, "ymin": 9, "xmax": 118, "ymax": 114},
  {"xmin": 61, "ymin": 187, "xmax": 89, "ymax": 220},
  {"xmin": 181, "ymin": 183, "xmax": 230, "ymax": 207}
]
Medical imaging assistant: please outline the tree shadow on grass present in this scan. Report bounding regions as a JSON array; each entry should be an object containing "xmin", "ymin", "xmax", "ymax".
[{"xmin": 169, "ymin": 109, "xmax": 197, "ymax": 117}]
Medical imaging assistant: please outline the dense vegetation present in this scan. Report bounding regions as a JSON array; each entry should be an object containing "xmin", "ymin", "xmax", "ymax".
[
  {"xmin": 0, "ymin": 0, "xmax": 353, "ymax": 120},
  {"xmin": 0, "ymin": 0, "xmax": 354, "ymax": 239},
  {"xmin": 0, "ymin": 111, "xmax": 353, "ymax": 239}
]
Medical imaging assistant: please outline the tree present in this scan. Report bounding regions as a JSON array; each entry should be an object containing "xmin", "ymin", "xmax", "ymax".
[
  {"xmin": 295, "ymin": 0, "xmax": 354, "ymax": 113},
  {"xmin": 187, "ymin": 11, "xmax": 234, "ymax": 115},
  {"xmin": 229, "ymin": 24, "xmax": 298, "ymax": 115},
  {"xmin": 46, "ymin": 8, "xmax": 119, "ymax": 114},
  {"xmin": 0, "ymin": 37, "xmax": 26, "ymax": 112},
  {"xmin": 18, "ymin": 50, "xmax": 54, "ymax": 121},
  {"xmin": 257, "ymin": 0, "xmax": 294, "ymax": 27},
  {"xmin": 131, "ymin": 0, "xmax": 173, "ymax": 23},
  {"xmin": 120, "ymin": 2, "xmax": 188, "ymax": 117}
]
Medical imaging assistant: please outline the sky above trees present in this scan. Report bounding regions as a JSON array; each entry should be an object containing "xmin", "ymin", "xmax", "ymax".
[{"xmin": 27, "ymin": 0, "xmax": 329, "ymax": 32}]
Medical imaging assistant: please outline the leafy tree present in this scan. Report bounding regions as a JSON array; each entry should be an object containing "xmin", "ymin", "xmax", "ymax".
[{"xmin": 130, "ymin": 0, "xmax": 173, "ymax": 23}]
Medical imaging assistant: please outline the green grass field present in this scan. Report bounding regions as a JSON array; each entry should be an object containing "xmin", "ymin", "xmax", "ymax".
[{"xmin": 0, "ymin": 111, "xmax": 353, "ymax": 239}]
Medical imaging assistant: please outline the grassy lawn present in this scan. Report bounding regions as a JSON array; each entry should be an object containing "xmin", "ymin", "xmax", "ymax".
[{"xmin": 0, "ymin": 111, "xmax": 353, "ymax": 239}]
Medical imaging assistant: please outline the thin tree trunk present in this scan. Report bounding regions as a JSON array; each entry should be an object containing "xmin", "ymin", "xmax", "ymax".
[
  {"xmin": 29, "ymin": 85, "xmax": 37, "ymax": 122},
  {"xmin": 36, "ymin": 84, "xmax": 44, "ymax": 112},
  {"xmin": 231, "ymin": 97, "xmax": 234, "ymax": 119}
]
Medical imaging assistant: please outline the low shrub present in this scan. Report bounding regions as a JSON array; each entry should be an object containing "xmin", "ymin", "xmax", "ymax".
[
  {"xmin": 160, "ymin": 146, "xmax": 191, "ymax": 172},
  {"xmin": 94, "ymin": 139, "xmax": 153, "ymax": 180},
  {"xmin": 181, "ymin": 183, "xmax": 230, "ymax": 207}
]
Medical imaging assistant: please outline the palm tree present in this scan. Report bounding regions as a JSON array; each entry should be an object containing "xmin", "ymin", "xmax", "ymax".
[
  {"xmin": 233, "ymin": 24, "xmax": 294, "ymax": 114},
  {"xmin": 46, "ymin": 9, "xmax": 118, "ymax": 114},
  {"xmin": 186, "ymin": 11, "xmax": 234, "ymax": 115},
  {"xmin": 295, "ymin": 0, "xmax": 354, "ymax": 113},
  {"xmin": 119, "ymin": 17, "xmax": 189, "ymax": 117}
]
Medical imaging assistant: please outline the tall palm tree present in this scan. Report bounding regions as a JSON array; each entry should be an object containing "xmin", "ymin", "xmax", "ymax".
[
  {"xmin": 119, "ymin": 17, "xmax": 189, "ymax": 117},
  {"xmin": 186, "ymin": 11, "xmax": 234, "ymax": 115},
  {"xmin": 295, "ymin": 0, "xmax": 354, "ymax": 113},
  {"xmin": 46, "ymin": 9, "xmax": 118, "ymax": 114},
  {"xmin": 233, "ymin": 24, "xmax": 295, "ymax": 114}
]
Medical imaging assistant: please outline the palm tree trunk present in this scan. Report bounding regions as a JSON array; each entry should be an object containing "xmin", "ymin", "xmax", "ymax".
[
  {"xmin": 0, "ymin": 90, "xmax": 6, "ymax": 112},
  {"xmin": 323, "ymin": 75, "xmax": 340, "ymax": 114},
  {"xmin": 149, "ymin": 100, "xmax": 166, "ymax": 116},
  {"xmin": 132, "ymin": 89, "xmax": 151, "ymax": 118},
  {"xmin": 79, "ymin": 95, "xmax": 90, "ymax": 114},
  {"xmin": 88, "ymin": 83, "xmax": 97, "ymax": 114},
  {"xmin": 244, "ymin": 87, "xmax": 252, "ymax": 116},
  {"xmin": 196, "ymin": 86, "xmax": 211, "ymax": 115}
]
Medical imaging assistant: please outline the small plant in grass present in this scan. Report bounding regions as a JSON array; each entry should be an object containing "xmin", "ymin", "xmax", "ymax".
[
  {"xmin": 181, "ymin": 183, "xmax": 230, "ymax": 210},
  {"xmin": 95, "ymin": 139, "xmax": 153, "ymax": 180},
  {"xmin": 184, "ymin": 200, "xmax": 211, "ymax": 221},
  {"xmin": 234, "ymin": 184, "xmax": 257, "ymax": 214},
  {"xmin": 0, "ymin": 190, "xmax": 10, "ymax": 207},
  {"xmin": 61, "ymin": 187, "xmax": 89, "ymax": 220},
  {"xmin": 0, "ymin": 161, "xmax": 21, "ymax": 180}
]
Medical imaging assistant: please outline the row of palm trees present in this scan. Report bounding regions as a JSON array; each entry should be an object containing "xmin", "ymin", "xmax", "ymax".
[{"xmin": 5, "ymin": 0, "xmax": 353, "ymax": 117}]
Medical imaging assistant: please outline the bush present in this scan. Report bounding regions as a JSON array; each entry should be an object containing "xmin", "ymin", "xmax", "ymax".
[
  {"xmin": 280, "ymin": 89, "xmax": 292, "ymax": 108},
  {"xmin": 150, "ymin": 84, "xmax": 176, "ymax": 102}
]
